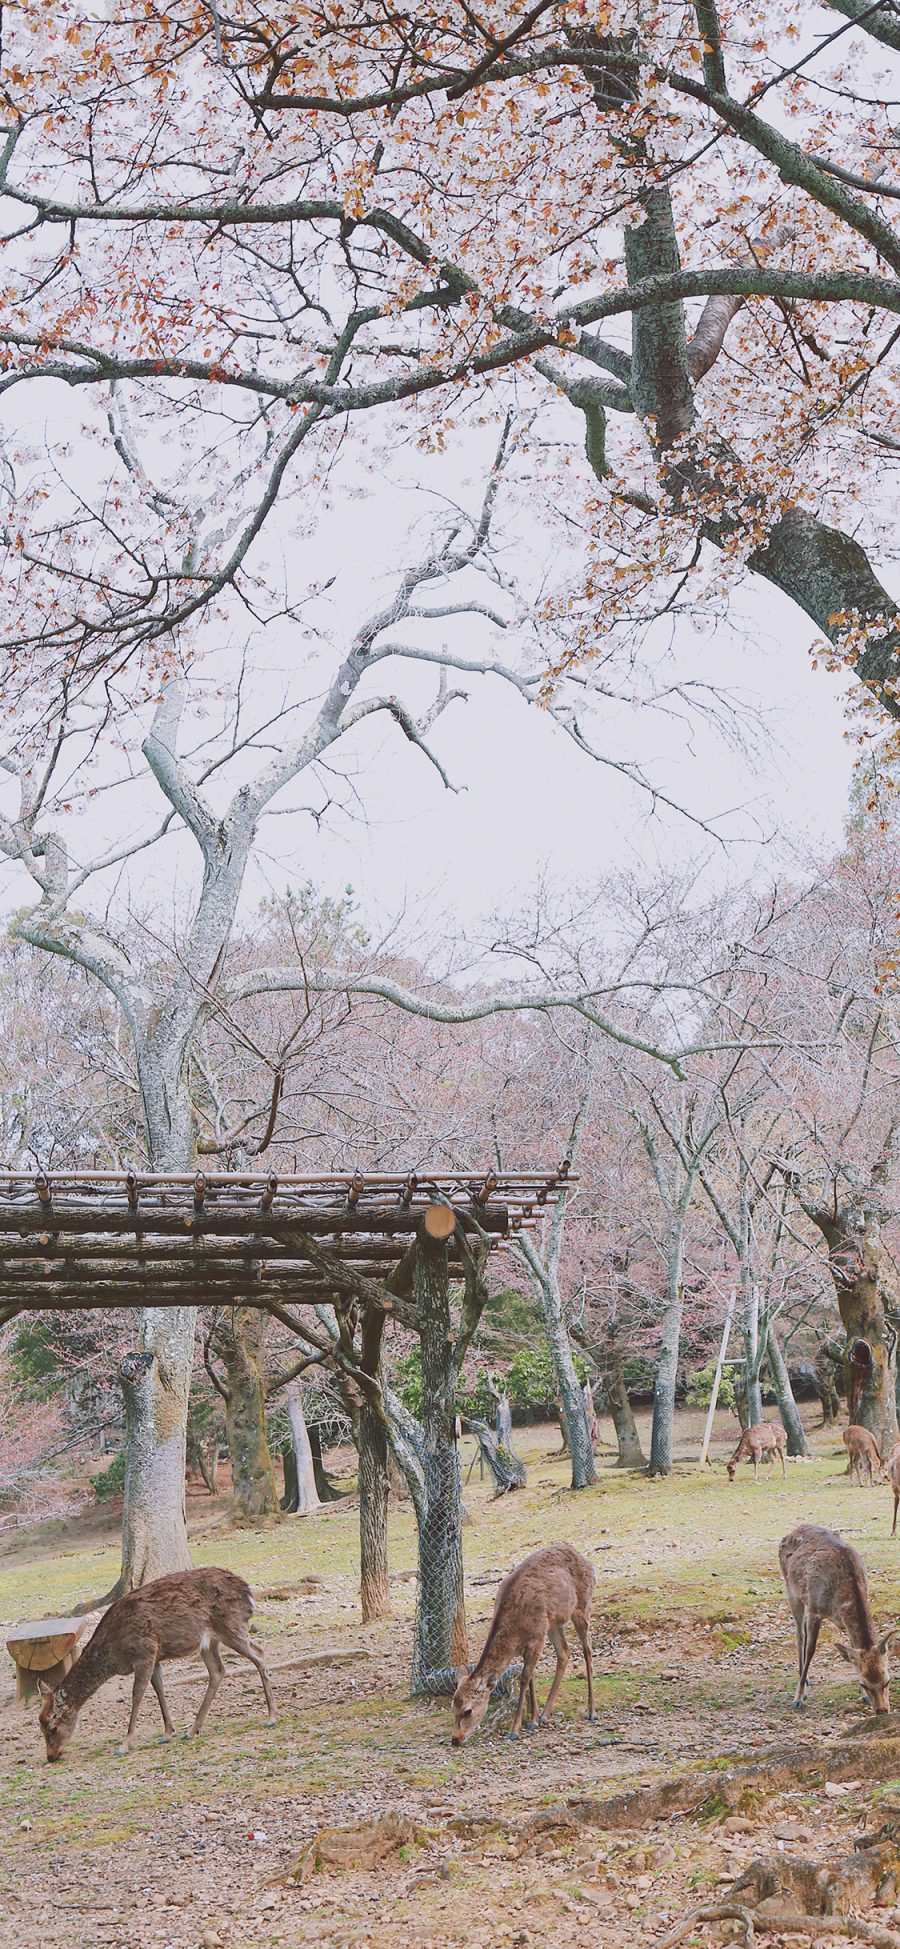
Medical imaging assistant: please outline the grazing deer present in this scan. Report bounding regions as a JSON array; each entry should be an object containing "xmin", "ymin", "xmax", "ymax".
[
  {"xmin": 843, "ymin": 1424, "xmax": 886, "ymax": 1485},
  {"xmin": 451, "ymin": 1543, "xmax": 595, "ymax": 1746},
  {"xmin": 779, "ymin": 1522, "xmax": 894, "ymax": 1713},
  {"xmin": 38, "ymin": 1568, "xmax": 275, "ymax": 1761},
  {"xmin": 725, "ymin": 1422, "xmax": 787, "ymax": 1481}
]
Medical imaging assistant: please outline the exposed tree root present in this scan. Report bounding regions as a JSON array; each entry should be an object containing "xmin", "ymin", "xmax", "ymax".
[{"xmin": 659, "ymin": 1904, "xmax": 900, "ymax": 1947}]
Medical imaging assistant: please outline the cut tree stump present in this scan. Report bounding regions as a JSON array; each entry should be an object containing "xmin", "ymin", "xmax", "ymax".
[{"xmin": 5, "ymin": 1614, "xmax": 100, "ymax": 1702}]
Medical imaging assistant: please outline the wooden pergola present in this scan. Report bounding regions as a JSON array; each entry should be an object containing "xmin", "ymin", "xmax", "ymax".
[{"xmin": 0, "ymin": 1165, "xmax": 570, "ymax": 1323}]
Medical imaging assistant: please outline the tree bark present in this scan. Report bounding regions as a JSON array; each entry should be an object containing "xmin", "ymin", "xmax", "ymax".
[
  {"xmin": 411, "ymin": 1224, "xmax": 467, "ymax": 1692},
  {"xmin": 211, "ymin": 1308, "xmax": 281, "ymax": 1523},
  {"xmin": 648, "ymin": 1228, "xmax": 685, "ymax": 1476},
  {"xmin": 188, "ymin": 1434, "xmax": 219, "ymax": 1494},
  {"xmin": 118, "ymin": 1321, "xmax": 194, "ymax": 1589},
  {"xmin": 310, "ymin": 1422, "xmax": 343, "ymax": 1502},
  {"xmin": 286, "ymin": 1383, "xmax": 321, "ymax": 1517},
  {"xmin": 488, "ymin": 1377, "xmax": 514, "ymax": 1449},
  {"xmin": 603, "ymin": 1352, "xmax": 648, "ymax": 1469},
  {"xmin": 358, "ymin": 1402, "xmax": 391, "ymax": 1620},
  {"xmin": 765, "ymin": 1322, "xmax": 810, "ymax": 1457},
  {"xmin": 816, "ymin": 1339, "xmax": 842, "ymax": 1423},
  {"xmin": 539, "ymin": 1274, "xmax": 597, "ymax": 1489},
  {"xmin": 583, "ymin": 1380, "xmax": 598, "ymax": 1448},
  {"xmin": 738, "ymin": 1272, "xmax": 765, "ymax": 1428},
  {"xmin": 811, "ymin": 1208, "xmax": 900, "ymax": 1452},
  {"xmin": 114, "ymin": 1047, "xmax": 201, "ymax": 1589},
  {"xmin": 281, "ymin": 1442, "xmax": 298, "ymax": 1511}
]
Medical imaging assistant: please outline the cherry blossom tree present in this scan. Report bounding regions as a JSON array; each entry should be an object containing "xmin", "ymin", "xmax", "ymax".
[{"xmin": 0, "ymin": 0, "xmax": 897, "ymax": 762}]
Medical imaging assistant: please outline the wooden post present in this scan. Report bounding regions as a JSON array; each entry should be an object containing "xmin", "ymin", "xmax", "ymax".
[
  {"xmin": 700, "ymin": 1292, "xmax": 736, "ymax": 1467},
  {"xmin": 6, "ymin": 1614, "xmax": 100, "ymax": 1701}
]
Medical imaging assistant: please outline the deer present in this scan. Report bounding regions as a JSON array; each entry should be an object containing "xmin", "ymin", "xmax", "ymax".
[
  {"xmin": 843, "ymin": 1424, "xmax": 886, "ymax": 1485},
  {"xmin": 725, "ymin": 1422, "xmax": 787, "ymax": 1482},
  {"xmin": 451, "ymin": 1543, "xmax": 595, "ymax": 1746},
  {"xmin": 779, "ymin": 1522, "xmax": 895, "ymax": 1713},
  {"xmin": 38, "ymin": 1567, "xmax": 276, "ymax": 1761}
]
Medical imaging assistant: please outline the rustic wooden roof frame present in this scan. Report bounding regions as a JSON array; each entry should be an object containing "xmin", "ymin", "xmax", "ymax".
[{"xmin": 0, "ymin": 1165, "xmax": 570, "ymax": 1329}]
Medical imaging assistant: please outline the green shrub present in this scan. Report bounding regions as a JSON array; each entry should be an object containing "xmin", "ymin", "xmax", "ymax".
[
  {"xmin": 456, "ymin": 1370, "xmax": 495, "ymax": 1419},
  {"xmin": 92, "ymin": 1450, "xmax": 126, "ymax": 1502},
  {"xmin": 394, "ymin": 1347, "xmax": 423, "ymax": 1419},
  {"xmin": 685, "ymin": 1360, "xmax": 737, "ymax": 1412}
]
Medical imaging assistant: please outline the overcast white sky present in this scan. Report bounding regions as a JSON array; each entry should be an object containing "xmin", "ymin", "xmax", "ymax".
[{"xmin": 0, "ymin": 390, "xmax": 860, "ymax": 960}]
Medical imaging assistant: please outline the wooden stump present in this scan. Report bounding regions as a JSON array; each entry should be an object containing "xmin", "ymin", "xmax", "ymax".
[{"xmin": 5, "ymin": 1614, "xmax": 99, "ymax": 1702}]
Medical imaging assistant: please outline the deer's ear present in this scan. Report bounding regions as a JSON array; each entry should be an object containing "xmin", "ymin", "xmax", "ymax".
[
  {"xmin": 880, "ymin": 1630, "xmax": 897, "ymax": 1653},
  {"xmin": 37, "ymin": 1679, "xmax": 53, "ymax": 1699},
  {"xmin": 454, "ymin": 1667, "xmax": 470, "ymax": 1690},
  {"xmin": 835, "ymin": 1639, "xmax": 858, "ymax": 1664}
]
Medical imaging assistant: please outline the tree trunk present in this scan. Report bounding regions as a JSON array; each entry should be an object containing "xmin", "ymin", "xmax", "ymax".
[
  {"xmin": 411, "ymin": 1225, "xmax": 467, "ymax": 1692},
  {"xmin": 466, "ymin": 1418, "xmax": 527, "ymax": 1493},
  {"xmin": 812, "ymin": 1207, "xmax": 900, "ymax": 1453},
  {"xmin": 281, "ymin": 1442, "xmax": 299, "ymax": 1512},
  {"xmin": 118, "ymin": 1315, "xmax": 195, "ymax": 1590},
  {"xmin": 190, "ymin": 1436, "xmax": 219, "ymax": 1494},
  {"xmin": 648, "ymin": 1236, "xmax": 685, "ymax": 1476},
  {"xmin": 116, "ymin": 1063, "xmax": 199, "ymax": 1588},
  {"xmin": 604, "ymin": 1352, "xmax": 647, "ymax": 1469},
  {"xmin": 765, "ymin": 1322, "xmax": 810, "ymax": 1457},
  {"xmin": 539, "ymin": 1272, "xmax": 596, "ymax": 1490},
  {"xmin": 816, "ymin": 1340, "xmax": 842, "ymax": 1423},
  {"xmin": 310, "ymin": 1423, "xmax": 343, "ymax": 1502},
  {"xmin": 358, "ymin": 1402, "xmax": 391, "ymax": 1621},
  {"xmin": 741, "ymin": 1278, "xmax": 765, "ymax": 1427},
  {"xmin": 212, "ymin": 1309, "xmax": 280, "ymax": 1523},
  {"xmin": 286, "ymin": 1384, "xmax": 320, "ymax": 1517},
  {"xmin": 493, "ymin": 1386, "xmax": 513, "ymax": 1448}
]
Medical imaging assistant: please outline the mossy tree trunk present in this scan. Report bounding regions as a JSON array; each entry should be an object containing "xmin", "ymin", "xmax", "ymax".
[
  {"xmin": 412, "ymin": 1215, "xmax": 467, "ymax": 1688},
  {"xmin": 209, "ymin": 1308, "xmax": 280, "ymax": 1524}
]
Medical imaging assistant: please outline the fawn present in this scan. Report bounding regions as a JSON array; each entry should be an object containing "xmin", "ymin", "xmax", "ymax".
[
  {"xmin": 725, "ymin": 1422, "xmax": 787, "ymax": 1482},
  {"xmin": 38, "ymin": 1567, "xmax": 276, "ymax": 1760},
  {"xmin": 843, "ymin": 1424, "xmax": 886, "ymax": 1485},
  {"xmin": 451, "ymin": 1543, "xmax": 595, "ymax": 1745},
  {"xmin": 779, "ymin": 1522, "xmax": 894, "ymax": 1713}
]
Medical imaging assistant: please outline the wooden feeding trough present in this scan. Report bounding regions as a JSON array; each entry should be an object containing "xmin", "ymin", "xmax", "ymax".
[{"xmin": 5, "ymin": 1613, "xmax": 99, "ymax": 1702}]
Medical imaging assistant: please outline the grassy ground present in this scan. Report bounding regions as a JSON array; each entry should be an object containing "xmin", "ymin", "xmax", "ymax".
[{"xmin": 2, "ymin": 1406, "xmax": 900, "ymax": 1949}]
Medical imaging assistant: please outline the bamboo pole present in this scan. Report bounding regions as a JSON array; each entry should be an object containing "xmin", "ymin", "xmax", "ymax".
[{"xmin": 699, "ymin": 1292, "xmax": 736, "ymax": 1467}]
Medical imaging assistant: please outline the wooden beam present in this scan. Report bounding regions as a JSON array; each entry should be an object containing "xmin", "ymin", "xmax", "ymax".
[
  {"xmin": 422, "ymin": 1203, "xmax": 456, "ymax": 1242},
  {"xmin": 0, "ymin": 1203, "xmax": 510, "ymax": 1241}
]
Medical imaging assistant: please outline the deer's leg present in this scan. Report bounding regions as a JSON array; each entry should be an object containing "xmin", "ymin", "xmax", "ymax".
[
  {"xmin": 118, "ymin": 1655, "xmax": 156, "ymax": 1752},
  {"xmin": 752, "ymin": 1452, "xmax": 759, "ymax": 1481},
  {"xmin": 893, "ymin": 1489, "xmax": 898, "ymax": 1537},
  {"xmin": 219, "ymin": 1624, "xmax": 277, "ymax": 1724},
  {"xmin": 539, "ymin": 1627, "xmax": 571, "ymax": 1726},
  {"xmin": 150, "ymin": 1662, "xmax": 175, "ymax": 1737},
  {"xmin": 796, "ymin": 1613, "xmax": 823, "ymax": 1705},
  {"xmin": 511, "ymin": 1649, "xmax": 541, "ymax": 1740},
  {"xmin": 190, "ymin": 1643, "xmax": 225, "ymax": 1736},
  {"xmin": 779, "ymin": 1446, "xmax": 786, "ymax": 1479},
  {"xmin": 790, "ymin": 1603, "xmax": 805, "ymax": 1699},
  {"xmin": 573, "ymin": 1611, "xmax": 595, "ymax": 1720},
  {"xmin": 527, "ymin": 1677, "xmax": 537, "ymax": 1726}
]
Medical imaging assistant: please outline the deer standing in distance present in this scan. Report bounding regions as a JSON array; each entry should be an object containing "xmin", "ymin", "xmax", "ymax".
[
  {"xmin": 843, "ymin": 1424, "xmax": 887, "ymax": 1485},
  {"xmin": 779, "ymin": 1523, "xmax": 894, "ymax": 1713},
  {"xmin": 725, "ymin": 1422, "xmax": 787, "ymax": 1482},
  {"xmin": 38, "ymin": 1568, "xmax": 275, "ymax": 1761},
  {"xmin": 451, "ymin": 1544, "xmax": 595, "ymax": 1746}
]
